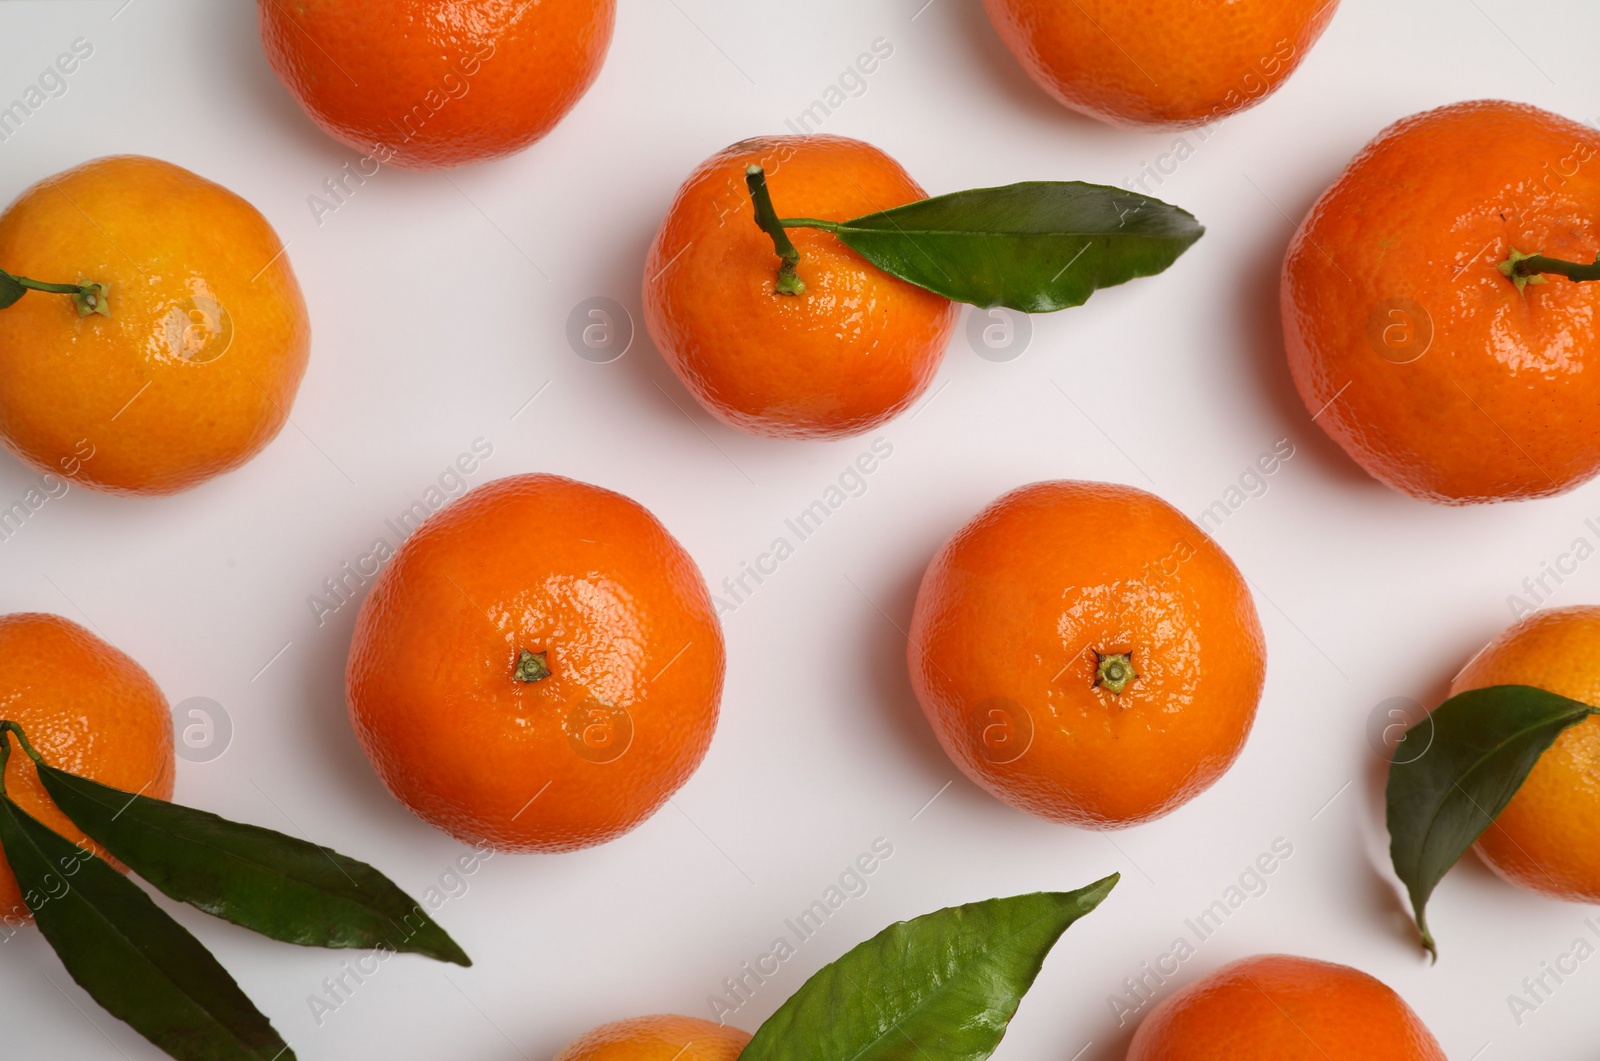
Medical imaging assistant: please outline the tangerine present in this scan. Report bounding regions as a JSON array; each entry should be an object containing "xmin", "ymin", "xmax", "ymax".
[
  {"xmin": 345, "ymin": 473, "xmax": 725, "ymax": 852},
  {"xmin": 980, "ymin": 0, "xmax": 1339, "ymax": 128},
  {"xmin": 1284, "ymin": 100, "xmax": 1600, "ymax": 503},
  {"xmin": 907, "ymin": 481, "xmax": 1265, "ymax": 828},
  {"xmin": 258, "ymin": 0, "xmax": 615, "ymax": 170},
  {"xmin": 553, "ymin": 1015, "xmax": 749, "ymax": 1061},
  {"xmin": 1450, "ymin": 605, "xmax": 1600, "ymax": 903},
  {"xmin": 0, "ymin": 155, "xmax": 309, "ymax": 495},
  {"xmin": 0, "ymin": 613, "xmax": 175, "ymax": 924},
  {"xmin": 643, "ymin": 135, "xmax": 957, "ymax": 439},
  {"xmin": 1126, "ymin": 954, "xmax": 1446, "ymax": 1060}
]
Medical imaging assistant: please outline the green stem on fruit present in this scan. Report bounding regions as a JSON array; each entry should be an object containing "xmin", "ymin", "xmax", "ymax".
[
  {"xmin": 1498, "ymin": 248, "xmax": 1600, "ymax": 294},
  {"xmin": 1094, "ymin": 652, "xmax": 1138, "ymax": 695},
  {"xmin": 745, "ymin": 166, "xmax": 807, "ymax": 297},
  {"xmin": 0, "ymin": 721, "xmax": 46, "ymax": 765},
  {"xmin": 513, "ymin": 650, "xmax": 551, "ymax": 683},
  {"xmin": 0, "ymin": 720, "xmax": 47, "ymax": 798},
  {"xmin": 0, "ymin": 268, "xmax": 110, "ymax": 317}
]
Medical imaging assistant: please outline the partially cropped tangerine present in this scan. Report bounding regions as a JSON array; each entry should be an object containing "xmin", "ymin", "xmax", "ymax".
[
  {"xmin": 345, "ymin": 473, "xmax": 725, "ymax": 852},
  {"xmin": 553, "ymin": 1015, "xmax": 750, "ymax": 1061},
  {"xmin": 907, "ymin": 481, "xmax": 1265, "ymax": 828},
  {"xmin": 0, "ymin": 155, "xmax": 309, "ymax": 495},
  {"xmin": 258, "ymin": 0, "xmax": 615, "ymax": 169},
  {"xmin": 1284, "ymin": 100, "xmax": 1600, "ymax": 504},
  {"xmin": 980, "ymin": 0, "xmax": 1339, "ymax": 129},
  {"xmin": 1126, "ymin": 954, "xmax": 1446, "ymax": 1060},
  {"xmin": 1450, "ymin": 605, "xmax": 1600, "ymax": 903},
  {"xmin": 643, "ymin": 135, "xmax": 958, "ymax": 439},
  {"xmin": 0, "ymin": 613, "xmax": 175, "ymax": 924}
]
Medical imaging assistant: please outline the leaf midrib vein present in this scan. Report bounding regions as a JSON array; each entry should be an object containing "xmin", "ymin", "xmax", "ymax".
[
  {"xmin": 1411, "ymin": 706, "xmax": 1594, "ymax": 879},
  {"xmin": 62, "ymin": 776, "xmax": 388, "ymax": 916},
  {"xmin": 4, "ymin": 800, "xmax": 274, "ymax": 1058},
  {"xmin": 835, "ymin": 909, "xmax": 1066, "ymax": 1061}
]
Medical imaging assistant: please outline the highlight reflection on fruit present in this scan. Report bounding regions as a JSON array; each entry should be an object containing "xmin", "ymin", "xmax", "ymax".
[
  {"xmin": 908, "ymin": 480, "xmax": 1265, "ymax": 828},
  {"xmin": 0, "ymin": 155, "xmax": 309, "ymax": 495},
  {"xmin": 345, "ymin": 473, "xmax": 725, "ymax": 852},
  {"xmin": 0, "ymin": 613, "xmax": 174, "ymax": 921},
  {"xmin": 1284, "ymin": 100, "xmax": 1600, "ymax": 504},
  {"xmin": 644, "ymin": 135, "xmax": 958, "ymax": 440},
  {"xmin": 0, "ymin": 613, "xmax": 469, "ymax": 1060},
  {"xmin": 644, "ymin": 135, "xmax": 1202, "ymax": 440}
]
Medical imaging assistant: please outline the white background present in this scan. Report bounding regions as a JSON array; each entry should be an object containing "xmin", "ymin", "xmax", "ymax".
[{"xmin": 2, "ymin": 1, "xmax": 1599, "ymax": 1058}]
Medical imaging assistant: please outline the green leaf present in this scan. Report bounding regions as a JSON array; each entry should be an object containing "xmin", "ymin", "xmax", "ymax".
[
  {"xmin": 0, "ymin": 790, "xmax": 293, "ymax": 1061},
  {"xmin": 738, "ymin": 875, "xmax": 1118, "ymax": 1061},
  {"xmin": 36, "ymin": 763, "xmax": 471, "ymax": 966},
  {"xmin": 0, "ymin": 270, "xmax": 25, "ymax": 310},
  {"xmin": 817, "ymin": 182, "xmax": 1203, "ymax": 312},
  {"xmin": 1387, "ymin": 684, "xmax": 1596, "ymax": 959}
]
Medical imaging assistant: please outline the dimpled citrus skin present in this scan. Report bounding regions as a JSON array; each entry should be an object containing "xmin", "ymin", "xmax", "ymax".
[
  {"xmin": 1126, "ymin": 955, "xmax": 1446, "ymax": 1061},
  {"xmin": 258, "ymin": 0, "xmax": 614, "ymax": 170},
  {"xmin": 0, "ymin": 156, "xmax": 308, "ymax": 495},
  {"xmin": 0, "ymin": 614, "xmax": 175, "ymax": 924},
  {"xmin": 345, "ymin": 474, "xmax": 725, "ymax": 853},
  {"xmin": 643, "ymin": 135, "xmax": 958, "ymax": 439},
  {"xmin": 907, "ymin": 481, "xmax": 1265, "ymax": 828},
  {"xmin": 553, "ymin": 1015, "xmax": 750, "ymax": 1061},
  {"xmin": 980, "ymin": 0, "xmax": 1338, "ymax": 129},
  {"xmin": 1450, "ymin": 606, "xmax": 1600, "ymax": 902},
  {"xmin": 1284, "ymin": 101, "xmax": 1600, "ymax": 504}
]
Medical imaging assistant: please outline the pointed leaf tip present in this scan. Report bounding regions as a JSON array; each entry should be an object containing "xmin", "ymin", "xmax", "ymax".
[
  {"xmin": 739, "ymin": 877, "xmax": 1117, "ymax": 1061},
  {"xmin": 37, "ymin": 764, "xmax": 472, "ymax": 967},
  {"xmin": 1386, "ymin": 684, "xmax": 1596, "ymax": 959}
]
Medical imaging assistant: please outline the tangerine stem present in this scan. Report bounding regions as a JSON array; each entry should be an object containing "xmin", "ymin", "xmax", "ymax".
[
  {"xmin": 0, "ymin": 721, "xmax": 42, "ymax": 798},
  {"xmin": 745, "ymin": 166, "xmax": 806, "ymax": 297},
  {"xmin": 1498, "ymin": 248, "xmax": 1600, "ymax": 294},
  {"xmin": 0, "ymin": 268, "xmax": 110, "ymax": 318},
  {"xmin": 0, "ymin": 721, "xmax": 45, "ymax": 765}
]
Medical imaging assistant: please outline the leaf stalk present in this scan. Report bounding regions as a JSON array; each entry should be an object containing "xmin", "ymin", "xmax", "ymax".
[
  {"xmin": 777, "ymin": 217, "xmax": 841, "ymax": 233},
  {"xmin": 1, "ymin": 720, "xmax": 47, "ymax": 765}
]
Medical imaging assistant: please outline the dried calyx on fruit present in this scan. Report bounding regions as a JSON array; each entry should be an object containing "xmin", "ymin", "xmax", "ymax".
[{"xmin": 1499, "ymin": 247, "xmax": 1600, "ymax": 294}]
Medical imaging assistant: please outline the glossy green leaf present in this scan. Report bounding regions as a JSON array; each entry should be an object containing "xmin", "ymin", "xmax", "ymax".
[
  {"xmin": 37, "ymin": 763, "xmax": 470, "ymax": 966},
  {"xmin": 0, "ymin": 271, "xmax": 24, "ymax": 310},
  {"xmin": 818, "ymin": 182, "xmax": 1202, "ymax": 312},
  {"xmin": 739, "ymin": 875, "xmax": 1118, "ymax": 1061},
  {"xmin": 1387, "ymin": 684, "xmax": 1596, "ymax": 959},
  {"xmin": 0, "ymin": 789, "xmax": 292, "ymax": 1061}
]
